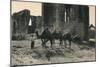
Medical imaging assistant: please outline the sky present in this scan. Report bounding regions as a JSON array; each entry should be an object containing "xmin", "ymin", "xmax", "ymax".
[
  {"xmin": 12, "ymin": 1, "xmax": 96, "ymax": 26},
  {"xmin": 12, "ymin": 1, "xmax": 42, "ymax": 16},
  {"xmin": 89, "ymin": 6, "xmax": 96, "ymax": 26}
]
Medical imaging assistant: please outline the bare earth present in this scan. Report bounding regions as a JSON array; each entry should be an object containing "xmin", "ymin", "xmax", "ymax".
[{"xmin": 11, "ymin": 39, "xmax": 95, "ymax": 66}]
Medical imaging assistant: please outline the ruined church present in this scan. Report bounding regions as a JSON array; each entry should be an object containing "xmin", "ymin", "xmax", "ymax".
[{"xmin": 11, "ymin": 3, "xmax": 89, "ymax": 41}]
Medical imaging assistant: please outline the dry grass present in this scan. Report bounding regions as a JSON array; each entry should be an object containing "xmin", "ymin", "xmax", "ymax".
[{"xmin": 11, "ymin": 40, "xmax": 96, "ymax": 66}]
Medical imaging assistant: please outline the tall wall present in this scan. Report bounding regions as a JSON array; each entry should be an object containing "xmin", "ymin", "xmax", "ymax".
[
  {"xmin": 42, "ymin": 3, "xmax": 89, "ymax": 41},
  {"xmin": 65, "ymin": 5, "xmax": 89, "ymax": 41},
  {"xmin": 12, "ymin": 9, "xmax": 30, "ymax": 40},
  {"xmin": 81, "ymin": 6, "xmax": 89, "ymax": 40},
  {"xmin": 11, "ymin": 4, "xmax": 89, "ymax": 41},
  {"xmin": 28, "ymin": 16, "xmax": 36, "ymax": 33},
  {"xmin": 42, "ymin": 3, "xmax": 65, "ymax": 32},
  {"xmin": 28, "ymin": 16, "xmax": 43, "ymax": 34}
]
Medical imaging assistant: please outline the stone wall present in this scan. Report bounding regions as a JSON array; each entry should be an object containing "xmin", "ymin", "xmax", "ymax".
[
  {"xmin": 11, "ymin": 4, "xmax": 89, "ymax": 41},
  {"xmin": 11, "ymin": 9, "xmax": 30, "ymax": 40},
  {"xmin": 42, "ymin": 3, "xmax": 89, "ymax": 41}
]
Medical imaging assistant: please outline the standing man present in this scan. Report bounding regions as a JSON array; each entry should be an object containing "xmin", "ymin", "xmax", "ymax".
[
  {"xmin": 30, "ymin": 34, "xmax": 35, "ymax": 49},
  {"xmin": 67, "ymin": 32, "xmax": 72, "ymax": 48}
]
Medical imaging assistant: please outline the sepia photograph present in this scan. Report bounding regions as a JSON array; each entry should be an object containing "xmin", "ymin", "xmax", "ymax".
[{"xmin": 11, "ymin": 1, "xmax": 96, "ymax": 67}]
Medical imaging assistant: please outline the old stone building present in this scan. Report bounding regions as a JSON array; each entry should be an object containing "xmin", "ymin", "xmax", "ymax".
[
  {"xmin": 28, "ymin": 16, "xmax": 36, "ymax": 34},
  {"xmin": 11, "ymin": 9, "xmax": 30, "ymax": 40},
  {"xmin": 89, "ymin": 24, "xmax": 96, "ymax": 39},
  {"xmin": 11, "ymin": 9, "xmax": 42, "ymax": 40},
  {"xmin": 11, "ymin": 3, "xmax": 89, "ymax": 41},
  {"xmin": 28, "ymin": 16, "xmax": 42, "ymax": 34},
  {"xmin": 35, "ymin": 16, "xmax": 43, "ymax": 33},
  {"xmin": 42, "ymin": 3, "xmax": 89, "ymax": 41}
]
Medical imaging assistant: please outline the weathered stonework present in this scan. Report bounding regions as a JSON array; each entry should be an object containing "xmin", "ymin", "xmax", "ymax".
[
  {"xmin": 42, "ymin": 4, "xmax": 89, "ymax": 40},
  {"xmin": 11, "ymin": 4, "xmax": 89, "ymax": 41},
  {"xmin": 12, "ymin": 9, "xmax": 30, "ymax": 40}
]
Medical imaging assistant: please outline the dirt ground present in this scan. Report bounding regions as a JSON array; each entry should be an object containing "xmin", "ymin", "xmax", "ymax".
[{"xmin": 11, "ymin": 39, "xmax": 96, "ymax": 66}]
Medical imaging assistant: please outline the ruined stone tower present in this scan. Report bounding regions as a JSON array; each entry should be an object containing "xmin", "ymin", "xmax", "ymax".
[
  {"xmin": 42, "ymin": 3, "xmax": 65, "ymax": 32},
  {"xmin": 11, "ymin": 9, "xmax": 30, "ymax": 39},
  {"xmin": 42, "ymin": 3, "xmax": 89, "ymax": 41}
]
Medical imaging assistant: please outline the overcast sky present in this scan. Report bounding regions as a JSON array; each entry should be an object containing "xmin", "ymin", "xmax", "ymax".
[
  {"xmin": 89, "ymin": 6, "xmax": 95, "ymax": 26},
  {"xmin": 12, "ymin": 1, "xmax": 42, "ymax": 16},
  {"xmin": 12, "ymin": 1, "xmax": 95, "ymax": 26}
]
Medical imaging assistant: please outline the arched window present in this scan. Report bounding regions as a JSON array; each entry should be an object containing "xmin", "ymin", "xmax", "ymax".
[
  {"xmin": 65, "ymin": 10, "xmax": 67, "ymax": 22},
  {"xmin": 29, "ymin": 18, "xmax": 32, "ymax": 26}
]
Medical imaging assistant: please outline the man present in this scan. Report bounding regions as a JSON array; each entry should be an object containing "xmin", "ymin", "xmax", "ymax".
[
  {"xmin": 42, "ymin": 28, "xmax": 51, "ymax": 39},
  {"xmin": 67, "ymin": 32, "xmax": 72, "ymax": 47},
  {"xmin": 63, "ymin": 32, "xmax": 72, "ymax": 48},
  {"xmin": 30, "ymin": 34, "xmax": 35, "ymax": 49},
  {"xmin": 41, "ymin": 28, "xmax": 53, "ymax": 48}
]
